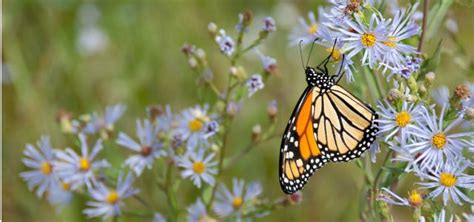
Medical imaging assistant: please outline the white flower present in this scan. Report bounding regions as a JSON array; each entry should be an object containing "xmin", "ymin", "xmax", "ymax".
[
  {"xmin": 83, "ymin": 173, "xmax": 139, "ymax": 219},
  {"xmin": 378, "ymin": 187, "xmax": 424, "ymax": 208},
  {"xmin": 176, "ymin": 149, "xmax": 217, "ymax": 188},
  {"xmin": 117, "ymin": 119, "xmax": 165, "ymax": 175},
  {"xmin": 55, "ymin": 134, "xmax": 110, "ymax": 190},
  {"xmin": 289, "ymin": 10, "xmax": 327, "ymax": 46},
  {"xmin": 339, "ymin": 14, "xmax": 388, "ymax": 68},
  {"xmin": 175, "ymin": 105, "xmax": 215, "ymax": 150},
  {"xmin": 83, "ymin": 104, "xmax": 127, "ymax": 137},
  {"xmin": 213, "ymin": 179, "xmax": 262, "ymax": 219},
  {"xmin": 246, "ymin": 74, "xmax": 264, "ymax": 97},
  {"xmin": 417, "ymin": 159, "xmax": 474, "ymax": 206},
  {"xmin": 188, "ymin": 199, "xmax": 212, "ymax": 222},
  {"xmin": 20, "ymin": 136, "xmax": 57, "ymax": 197},
  {"xmin": 315, "ymin": 27, "xmax": 356, "ymax": 82},
  {"xmin": 376, "ymin": 96, "xmax": 422, "ymax": 145},
  {"xmin": 215, "ymin": 29, "xmax": 235, "ymax": 56},
  {"xmin": 407, "ymin": 104, "xmax": 474, "ymax": 170},
  {"xmin": 48, "ymin": 180, "xmax": 74, "ymax": 208},
  {"xmin": 380, "ymin": 5, "xmax": 420, "ymax": 72}
]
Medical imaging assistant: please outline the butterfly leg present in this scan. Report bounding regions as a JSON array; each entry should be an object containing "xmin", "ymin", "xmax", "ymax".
[
  {"xmin": 333, "ymin": 54, "xmax": 346, "ymax": 83},
  {"xmin": 316, "ymin": 39, "xmax": 338, "ymax": 74}
]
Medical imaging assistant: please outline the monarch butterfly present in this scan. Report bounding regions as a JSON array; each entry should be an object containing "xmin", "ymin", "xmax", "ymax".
[{"xmin": 279, "ymin": 40, "xmax": 378, "ymax": 194}]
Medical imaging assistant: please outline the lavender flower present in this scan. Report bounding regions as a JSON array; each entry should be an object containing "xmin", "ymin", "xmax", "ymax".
[
  {"xmin": 176, "ymin": 149, "xmax": 217, "ymax": 188},
  {"xmin": 246, "ymin": 74, "xmax": 264, "ymax": 97},
  {"xmin": 215, "ymin": 29, "xmax": 235, "ymax": 56},
  {"xmin": 20, "ymin": 136, "xmax": 58, "ymax": 198},
  {"xmin": 83, "ymin": 173, "xmax": 139, "ymax": 219}
]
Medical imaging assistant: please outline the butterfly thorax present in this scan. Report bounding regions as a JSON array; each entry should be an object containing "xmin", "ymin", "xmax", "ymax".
[{"xmin": 305, "ymin": 67, "xmax": 334, "ymax": 91}]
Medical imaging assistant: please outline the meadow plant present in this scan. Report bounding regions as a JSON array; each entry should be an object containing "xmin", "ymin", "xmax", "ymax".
[{"xmin": 20, "ymin": 1, "xmax": 473, "ymax": 221}]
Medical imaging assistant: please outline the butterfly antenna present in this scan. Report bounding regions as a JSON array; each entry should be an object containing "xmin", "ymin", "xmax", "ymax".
[
  {"xmin": 299, "ymin": 40, "xmax": 305, "ymax": 70},
  {"xmin": 305, "ymin": 38, "xmax": 319, "ymax": 67}
]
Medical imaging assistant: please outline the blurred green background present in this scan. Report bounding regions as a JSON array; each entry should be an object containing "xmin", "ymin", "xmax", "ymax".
[{"xmin": 3, "ymin": 0, "xmax": 474, "ymax": 221}]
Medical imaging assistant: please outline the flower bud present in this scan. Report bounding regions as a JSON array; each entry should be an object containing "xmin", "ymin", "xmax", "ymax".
[
  {"xmin": 387, "ymin": 88, "xmax": 402, "ymax": 102},
  {"xmin": 251, "ymin": 124, "xmax": 262, "ymax": 142},
  {"xmin": 405, "ymin": 94, "xmax": 418, "ymax": 103},
  {"xmin": 196, "ymin": 48, "xmax": 206, "ymax": 59},
  {"xmin": 208, "ymin": 22, "xmax": 218, "ymax": 36},
  {"xmin": 188, "ymin": 57, "xmax": 198, "ymax": 68},
  {"xmin": 242, "ymin": 10, "xmax": 253, "ymax": 26},
  {"xmin": 56, "ymin": 110, "xmax": 74, "ymax": 133},
  {"xmin": 181, "ymin": 43, "xmax": 194, "ymax": 56},
  {"xmin": 454, "ymin": 84, "xmax": 471, "ymax": 100},
  {"xmin": 465, "ymin": 107, "xmax": 474, "ymax": 120},
  {"xmin": 425, "ymin": 72, "xmax": 435, "ymax": 82},
  {"xmin": 147, "ymin": 105, "xmax": 163, "ymax": 121},
  {"xmin": 226, "ymin": 101, "xmax": 240, "ymax": 118},
  {"xmin": 267, "ymin": 100, "xmax": 278, "ymax": 122}
]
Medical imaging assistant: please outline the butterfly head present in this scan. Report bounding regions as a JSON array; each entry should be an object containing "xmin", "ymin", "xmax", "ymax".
[{"xmin": 305, "ymin": 66, "xmax": 334, "ymax": 89}]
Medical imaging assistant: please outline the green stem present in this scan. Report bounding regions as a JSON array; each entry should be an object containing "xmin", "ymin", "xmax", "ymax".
[
  {"xmin": 165, "ymin": 164, "xmax": 178, "ymax": 222},
  {"xmin": 372, "ymin": 150, "xmax": 393, "ymax": 196}
]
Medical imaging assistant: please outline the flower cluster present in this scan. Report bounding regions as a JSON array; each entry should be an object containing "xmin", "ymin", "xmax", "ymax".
[
  {"xmin": 290, "ymin": 1, "xmax": 420, "ymax": 81},
  {"xmin": 288, "ymin": 0, "xmax": 474, "ymax": 220},
  {"xmin": 21, "ymin": 10, "xmax": 297, "ymax": 221}
]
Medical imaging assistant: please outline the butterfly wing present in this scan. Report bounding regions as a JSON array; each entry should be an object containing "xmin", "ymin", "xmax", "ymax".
[
  {"xmin": 279, "ymin": 86, "xmax": 328, "ymax": 194},
  {"xmin": 312, "ymin": 84, "xmax": 379, "ymax": 162}
]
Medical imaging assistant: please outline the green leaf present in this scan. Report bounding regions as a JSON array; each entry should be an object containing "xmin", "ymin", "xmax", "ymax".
[{"xmin": 426, "ymin": 0, "xmax": 454, "ymax": 40}]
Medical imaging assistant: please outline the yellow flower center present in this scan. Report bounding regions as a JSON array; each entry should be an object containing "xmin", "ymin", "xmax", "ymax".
[
  {"xmin": 407, "ymin": 190, "xmax": 423, "ymax": 208},
  {"xmin": 79, "ymin": 158, "xmax": 90, "ymax": 171},
  {"xmin": 106, "ymin": 191, "xmax": 119, "ymax": 204},
  {"xmin": 192, "ymin": 161, "xmax": 206, "ymax": 174},
  {"xmin": 188, "ymin": 118, "xmax": 204, "ymax": 132},
  {"xmin": 325, "ymin": 47, "xmax": 342, "ymax": 61},
  {"xmin": 40, "ymin": 162, "xmax": 53, "ymax": 174},
  {"xmin": 232, "ymin": 196, "xmax": 243, "ymax": 208},
  {"xmin": 62, "ymin": 182, "xmax": 71, "ymax": 191},
  {"xmin": 395, "ymin": 111, "xmax": 411, "ymax": 127},
  {"xmin": 432, "ymin": 133, "xmax": 447, "ymax": 149},
  {"xmin": 308, "ymin": 24, "xmax": 318, "ymax": 35},
  {"xmin": 361, "ymin": 33, "xmax": 376, "ymax": 47},
  {"xmin": 439, "ymin": 172, "xmax": 457, "ymax": 187},
  {"xmin": 383, "ymin": 36, "xmax": 397, "ymax": 48}
]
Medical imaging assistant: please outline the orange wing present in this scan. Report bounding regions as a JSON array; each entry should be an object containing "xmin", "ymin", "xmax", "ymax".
[{"xmin": 279, "ymin": 87, "xmax": 328, "ymax": 194}]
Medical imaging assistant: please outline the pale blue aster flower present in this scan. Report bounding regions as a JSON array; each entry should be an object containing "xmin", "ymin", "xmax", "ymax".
[
  {"xmin": 387, "ymin": 138, "xmax": 419, "ymax": 172},
  {"xmin": 215, "ymin": 29, "xmax": 235, "ymax": 56},
  {"xmin": 117, "ymin": 119, "xmax": 165, "ymax": 176},
  {"xmin": 48, "ymin": 180, "xmax": 74, "ymax": 209},
  {"xmin": 55, "ymin": 134, "xmax": 110, "ymax": 190},
  {"xmin": 188, "ymin": 198, "xmax": 213, "ymax": 222},
  {"xmin": 20, "ymin": 136, "xmax": 58, "ymax": 198},
  {"xmin": 154, "ymin": 212, "xmax": 166, "ymax": 222},
  {"xmin": 378, "ymin": 187, "xmax": 424, "ymax": 208},
  {"xmin": 176, "ymin": 149, "xmax": 217, "ymax": 188},
  {"xmin": 83, "ymin": 173, "xmax": 139, "ymax": 219},
  {"xmin": 407, "ymin": 104, "xmax": 474, "ymax": 170},
  {"xmin": 380, "ymin": 5, "xmax": 420, "ymax": 73},
  {"xmin": 289, "ymin": 10, "xmax": 327, "ymax": 46},
  {"xmin": 376, "ymin": 97, "xmax": 422, "ymax": 145},
  {"xmin": 339, "ymin": 13, "xmax": 388, "ymax": 68},
  {"xmin": 417, "ymin": 158, "xmax": 474, "ymax": 206},
  {"xmin": 83, "ymin": 104, "xmax": 126, "ymax": 137},
  {"xmin": 148, "ymin": 104, "xmax": 175, "ymax": 132},
  {"xmin": 246, "ymin": 74, "xmax": 264, "ymax": 97},
  {"xmin": 175, "ymin": 104, "xmax": 215, "ymax": 150},
  {"xmin": 325, "ymin": 0, "xmax": 363, "ymax": 25},
  {"xmin": 315, "ymin": 26, "xmax": 356, "ymax": 82},
  {"xmin": 213, "ymin": 179, "xmax": 262, "ymax": 219},
  {"xmin": 432, "ymin": 86, "xmax": 450, "ymax": 106}
]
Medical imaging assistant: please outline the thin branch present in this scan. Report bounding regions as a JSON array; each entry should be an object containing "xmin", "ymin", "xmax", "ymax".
[{"xmin": 417, "ymin": 0, "xmax": 430, "ymax": 53}]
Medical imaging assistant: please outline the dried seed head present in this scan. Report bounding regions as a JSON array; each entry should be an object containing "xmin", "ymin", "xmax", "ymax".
[{"xmin": 454, "ymin": 84, "xmax": 471, "ymax": 100}]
